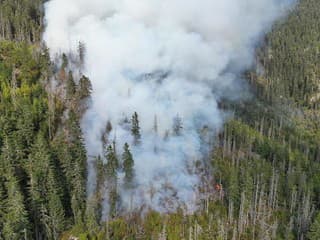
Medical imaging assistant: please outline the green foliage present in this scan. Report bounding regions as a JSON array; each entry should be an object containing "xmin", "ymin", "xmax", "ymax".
[
  {"xmin": 0, "ymin": 27, "xmax": 87, "ymax": 239},
  {"xmin": 0, "ymin": 0, "xmax": 42, "ymax": 42},
  {"xmin": 144, "ymin": 211, "xmax": 162, "ymax": 238},
  {"xmin": 67, "ymin": 71, "xmax": 76, "ymax": 99},
  {"xmin": 122, "ymin": 143, "xmax": 134, "ymax": 188},
  {"xmin": 105, "ymin": 145, "xmax": 118, "ymax": 179},
  {"xmin": 0, "ymin": 0, "xmax": 319, "ymax": 239},
  {"xmin": 85, "ymin": 196, "xmax": 101, "ymax": 236},
  {"xmin": 2, "ymin": 173, "xmax": 30, "ymax": 240},
  {"xmin": 105, "ymin": 144, "xmax": 119, "ymax": 218},
  {"xmin": 308, "ymin": 212, "xmax": 320, "ymax": 240},
  {"xmin": 108, "ymin": 218, "xmax": 128, "ymax": 240},
  {"xmin": 255, "ymin": 0, "xmax": 320, "ymax": 107}
]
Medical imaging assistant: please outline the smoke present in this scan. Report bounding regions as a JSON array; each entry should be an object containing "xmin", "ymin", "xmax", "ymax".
[{"xmin": 44, "ymin": 0, "xmax": 296, "ymax": 215}]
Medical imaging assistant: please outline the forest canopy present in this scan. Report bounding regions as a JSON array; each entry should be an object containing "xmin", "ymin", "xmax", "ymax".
[{"xmin": 0, "ymin": 0, "xmax": 319, "ymax": 239}]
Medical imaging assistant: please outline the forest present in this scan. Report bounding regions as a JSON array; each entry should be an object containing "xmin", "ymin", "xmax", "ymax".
[{"xmin": 0, "ymin": 0, "xmax": 319, "ymax": 239}]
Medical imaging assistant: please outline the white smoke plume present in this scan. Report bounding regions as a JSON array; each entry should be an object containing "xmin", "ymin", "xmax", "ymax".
[{"xmin": 44, "ymin": 0, "xmax": 296, "ymax": 216}]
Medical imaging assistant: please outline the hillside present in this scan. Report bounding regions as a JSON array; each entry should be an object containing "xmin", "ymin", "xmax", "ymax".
[{"xmin": 0, "ymin": 0, "xmax": 319, "ymax": 240}]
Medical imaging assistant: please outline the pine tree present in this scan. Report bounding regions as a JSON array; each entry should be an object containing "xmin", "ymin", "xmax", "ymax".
[
  {"xmin": 122, "ymin": 143, "xmax": 134, "ymax": 188},
  {"xmin": 102, "ymin": 121, "xmax": 113, "ymax": 146},
  {"xmin": 66, "ymin": 70, "xmax": 76, "ymax": 99},
  {"xmin": 2, "ymin": 173, "xmax": 30, "ymax": 240},
  {"xmin": 0, "ymin": 137, "xmax": 16, "ymax": 172},
  {"xmin": 78, "ymin": 75, "xmax": 92, "ymax": 99},
  {"xmin": 67, "ymin": 111, "xmax": 87, "ymax": 226},
  {"xmin": 46, "ymin": 169, "xmax": 65, "ymax": 240},
  {"xmin": 78, "ymin": 41, "xmax": 85, "ymax": 66},
  {"xmin": 15, "ymin": 103, "xmax": 35, "ymax": 152},
  {"xmin": 85, "ymin": 195, "xmax": 101, "ymax": 235},
  {"xmin": 106, "ymin": 145, "xmax": 118, "ymax": 178},
  {"xmin": 308, "ymin": 212, "xmax": 320, "ymax": 240},
  {"xmin": 172, "ymin": 114, "xmax": 183, "ymax": 136},
  {"xmin": 96, "ymin": 155, "xmax": 106, "ymax": 192},
  {"xmin": 50, "ymin": 134, "xmax": 75, "ymax": 219},
  {"xmin": 28, "ymin": 134, "xmax": 51, "ymax": 240},
  {"xmin": 131, "ymin": 112, "xmax": 141, "ymax": 145},
  {"xmin": 106, "ymin": 120, "xmax": 113, "ymax": 135},
  {"xmin": 61, "ymin": 53, "xmax": 68, "ymax": 69},
  {"xmin": 71, "ymin": 193, "xmax": 84, "ymax": 228},
  {"xmin": 105, "ymin": 145, "xmax": 119, "ymax": 218},
  {"xmin": 0, "ymin": 180, "xmax": 6, "ymax": 235}
]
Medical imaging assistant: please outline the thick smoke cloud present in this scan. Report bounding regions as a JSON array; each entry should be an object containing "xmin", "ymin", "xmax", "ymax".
[{"xmin": 44, "ymin": 0, "xmax": 295, "ymax": 215}]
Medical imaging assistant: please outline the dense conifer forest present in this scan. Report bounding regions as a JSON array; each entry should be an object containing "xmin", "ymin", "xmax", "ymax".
[{"xmin": 0, "ymin": 0, "xmax": 319, "ymax": 239}]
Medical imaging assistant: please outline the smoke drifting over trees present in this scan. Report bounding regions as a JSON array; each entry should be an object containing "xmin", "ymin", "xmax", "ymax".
[{"xmin": 43, "ymin": 0, "xmax": 296, "ymax": 215}]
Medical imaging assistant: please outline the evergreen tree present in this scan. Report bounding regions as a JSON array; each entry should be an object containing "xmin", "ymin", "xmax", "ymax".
[
  {"xmin": 105, "ymin": 145, "xmax": 119, "ymax": 218},
  {"xmin": 28, "ymin": 134, "xmax": 51, "ymax": 240},
  {"xmin": 102, "ymin": 121, "xmax": 113, "ymax": 146},
  {"xmin": 14, "ymin": 103, "xmax": 35, "ymax": 154},
  {"xmin": 0, "ymin": 137, "xmax": 16, "ymax": 172},
  {"xmin": 71, "ymin": 193, "xmax": 84, "ymax": 228},
  {"xmin": 66, "ymin": 70, "xmax": 76, "ymax": 98},
  {"xmin": 308, "ymin": 212, "xmax": 320, "ymax": 240},
  {"xmin": 0, "ymin": 181, "xmax": 6, "ymax": 236},
  {"xmin": 2, "ymin": 173, "xmax": 30, "ymax": 240},
  {"xmin": 67, "ymin": 110, "xmax": 87, "ymax": 226},
  {"xmin": 78, "ymin": 41, "xmax": 85, "ymax": 66},
  {"xmin": 122, "ymin": 143, "xmax": 134, "ymax": 188},
  {"xmin": 0, "ymin": 0, "xmax": 42, "ymax": 42},
  {"xmin": 105, "ymin": 145, "xmax": 118, "ymax": 179},
  {"xmin": 84, "ymin": 157, "xmax": 105, "ymax": 234},
  {"xmin": 61, "ymin": 53, "xmax": 68, "ymax": 69},
  {"xmin": 85, "ymin": 195, "xmax": 101, "ymax": 235},
  {"xmin": 106, "ymin": 120, "xmax": 113, "ymax": 135},
  {"xmin": 172, "ymin": 114, "xmax": 183, "ymax": 136},
  {"xmin": 78, "ymin": 75, "xmax": 92, "ymax": 99},
  {"xmin": 131, "ymin": 112, "xmax": 141, "ymax": 145},
  {"xmin": 47, "ymin": 169, "xmax": 65, "ymax": 240},
  {"xmin": 96, "ymin": 155, "xmax": 106, "ymax": 192},
  {"xmin": 50, "ymin": 134, "xmax": 74, "ymax": 219}
]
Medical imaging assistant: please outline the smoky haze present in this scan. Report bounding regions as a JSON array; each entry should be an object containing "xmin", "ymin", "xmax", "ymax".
[{"xmin": 44, "ymin": 0, "xmax": 296, "ymax": 217}]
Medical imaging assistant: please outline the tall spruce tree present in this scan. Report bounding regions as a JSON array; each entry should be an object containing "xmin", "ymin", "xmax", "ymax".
[
  {"xmin": 66, "ymin": 70, "xmax": 76, "ymax": 99},
  {"xmin": 2, "ymin": 173, "xmax": 30, "ymax": 240},
  {"xmin": 46, "ymin": 169, "xmax": 65, "ymax": 240},
  {"xmin": 67, "ymin": 110, "xmax": 87, "ymax": 226},
  {"xmin": 28, "ymin": 134, "xmax": 51, "ymax": 240},
  {"xmin": 131, "ymin": 112, "xmax": 141, "ymax": 145},
  {"xmin": 308, "ymin": 212, "xmax": 320, "ymax": 240},
  {"xmin": 105, "ymin": 145, "xmax": 119, "ymax": 218},
  {"xmin": 122, "ymin": 143, "xmax": 134, "ymax": 188}
]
